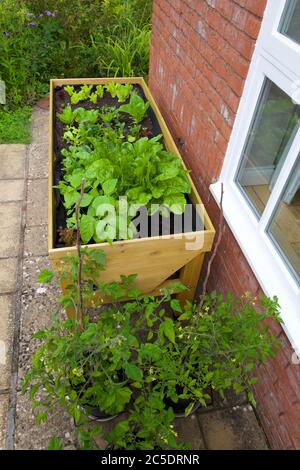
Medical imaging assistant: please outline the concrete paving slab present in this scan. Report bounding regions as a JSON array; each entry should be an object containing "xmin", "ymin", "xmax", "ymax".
[
  {"xmin": 24, "ymin": 225, "xmax": 48, "ymax": 257},
  {"xmin": 26, "ymin": 179, "xmax": 48, "ymax": 226},
  {"xmin": 0, "ymin": 202, "xmax": 22, "ymax": 229},
  {"xmin": 0, "ymin": 258, "xmax": 19, "ymax": 293},
  {"xmin": 198, "ymin": 406, "xmax": 269, "ymax": 450},
  {"xmin": 0, "ymin": 202, "xmax": 22, "ymax": 258},
  {"xmin": 0, "ymin": 180, "xmax": 24, "ymax": 202},
  {"xmin": 0, "ymin": 145, "xmax": 26, "ymax": 179},
  {"xmin": 174, "ymin": 413, "xmax": 205, "ymax": 449},
  {"xmin": 28, "ymin": 143, "xmax": 49, "ymax": 179},
  {"xmin": 0, "ymin": 395, "xmax": 9, "ymax": 449},
  {"xmin": 0, "ymin": 228, "xmax": 21, "ymax": 259},
  {"xmin": 0, "ymin": 295, "xmax": 13, "ymax": 390}
]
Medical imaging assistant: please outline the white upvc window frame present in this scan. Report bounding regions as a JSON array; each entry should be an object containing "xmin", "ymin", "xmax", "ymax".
[{"xmin": 210, "ymin": 0, "xmax": 300, "ymax": 355}]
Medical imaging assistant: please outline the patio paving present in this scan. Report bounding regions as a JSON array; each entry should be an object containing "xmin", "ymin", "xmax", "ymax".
[{"xmin": 0, "ymin": 106, "xmax": 270, "ymax": 450}]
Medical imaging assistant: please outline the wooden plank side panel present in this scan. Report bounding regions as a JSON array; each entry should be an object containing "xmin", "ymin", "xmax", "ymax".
[
  {"xmin": 51, "ymin": 77, "xmax": 143, "ymax": 87},
  {"xmin": 177, "ymin": 253, "xmax": 205, "ymax": 306},
  {"xmin": 50, "ymin": 235, "xmax": 209, "ymax": 294},
  {"xmin": 48, "ymin": 79, "xmax": 54, "ymax": 252}
]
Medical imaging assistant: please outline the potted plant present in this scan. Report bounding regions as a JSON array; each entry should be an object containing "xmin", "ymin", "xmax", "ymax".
[
  {"xmin": 154, "ymin": 293, "xmax": 282, "ymax": 411},
  {"xmin": 22, "ymin": 246, "xmax": 192, "ymax": 448},
  {"xmin": 48, "ymin": 77, "xmax": 215, "ymax": 312},
  {"xmin": 23, "ymin": 196, "xmax": 282, "ymax": 449}
]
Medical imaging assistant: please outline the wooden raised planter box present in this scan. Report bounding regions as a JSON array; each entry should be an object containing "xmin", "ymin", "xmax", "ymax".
[{"xmin": 48, "ymin": 77, "xmax": 215, "ymax": 308}]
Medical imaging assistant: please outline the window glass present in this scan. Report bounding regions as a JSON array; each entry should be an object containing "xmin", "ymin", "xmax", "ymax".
[
  {"xmin": 280, "ymin": 0, "xmax": 300, "ymax": 45},
  {"xmin": 268, "ymin": 156, "xmax": 300, "ymax": 283},
  {"xmin": 236, "ymin": 79, "xmax": 300, "ymax": 217}
]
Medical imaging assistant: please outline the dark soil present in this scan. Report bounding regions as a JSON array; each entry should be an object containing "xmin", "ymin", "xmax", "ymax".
[{"xmin": 52, "ymin": 83, "xmax": 204, "ymax": 248}]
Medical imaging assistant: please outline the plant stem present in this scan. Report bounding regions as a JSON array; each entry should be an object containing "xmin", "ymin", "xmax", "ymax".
[
  {"xmin": 75, "ymin": 178, "xmax": 85, "ymax": 328},
  {"xmin": 199, "ymin": 183, "xmax": 224, "ymax": 309}
]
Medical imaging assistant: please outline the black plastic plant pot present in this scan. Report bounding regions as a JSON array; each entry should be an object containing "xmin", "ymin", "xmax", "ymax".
[
  {"xmin": 77, "ymin": 369, "xmax": 127, "ymax": 422},
  {"xmin": 80, "ymin": 404, "xmax": 119, "ymax": 423}
]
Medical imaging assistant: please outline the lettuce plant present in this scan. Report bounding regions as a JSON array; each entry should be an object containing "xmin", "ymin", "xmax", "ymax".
[
  {"xmin": 105, "ymin": 83, "xmax": 132, "ymax": 102},
  {"xmin": 56, "ymin": 87, "xmax": 191, "ymax": 244},
  {"xmin": 119, "ymin": 93, "xmax": 149, "ymax": 123}
]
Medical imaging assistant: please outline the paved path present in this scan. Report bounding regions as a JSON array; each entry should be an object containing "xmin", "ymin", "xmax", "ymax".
[
  {"xmin": 0, "ymin": 106, "xmax": 270, "ymax": 450},
  {"xmin": 0, "ymin": 141, "xmax": 27, "ymax": 449}
]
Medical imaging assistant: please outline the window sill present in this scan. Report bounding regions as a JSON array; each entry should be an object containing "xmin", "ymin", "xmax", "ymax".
[{"xmin": 210, "ymin": 181, "xmax": 300, "ymax": 357}]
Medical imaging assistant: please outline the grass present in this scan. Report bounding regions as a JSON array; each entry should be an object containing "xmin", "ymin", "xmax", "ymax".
[{"xmin": 0, "ymin": 106, "xmax": 32, "ymax": 144}]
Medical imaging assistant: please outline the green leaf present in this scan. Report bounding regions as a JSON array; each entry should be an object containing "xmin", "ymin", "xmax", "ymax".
[
  {"xmin": 111, "ymin": 420, "xmax": 130, "ymax": 439},
  {"xmin": 132, "ymin": 381, "xmax": 142, "ymax": 389},
  {"xmin": 125, "ymin": 363, "xmax": 143, "ymax": 381},
  {"xmin": 88, "ymin": 249, "xmax": 106, "ymax": 266},
  {"xmin": 80, "ymin": 193, "xmax": 93, "ymax": 208},
  {"xmin": 92, "ymin": 195, "xmax": 115, "ymax": 209},
  {"xmin": 80, "ymin": 214, "xmax": 95, "ymax": 244},
  {"xmin": 36, "ymin": 411, "xmax": 47, "ymax": 425},
  {"xmin": 164, "ymin": 193, "xmax": 186, "ymax": 215},
  {"xmin": 170, "ymin": 299, "xmax": 182, "ymax": 313},
  {"xmin": 36, "ymin": 269, "xmax": 54, "ymax": 284},
  {"xmin": 96, "ymin": 85, "xmax": 104, "ymax": 98},
  {"xmin": 162, "ymin": 318, "xmax": 175, "ymax": 344},
  {"xmin": 48, "ymin": 436, "xmax": 64, "ymax": 450},
  {"xmin": 119, "ymin": 94, "xmax": 149, "ymax": 123},
  {"xmin": 127, "ymin": 288, "xmax": 140, "ymax": 298},
  {"xmin": 64, "ymin": 85, "xmax": 74, "ymax": 97},
  {"xmin": 184, "ymin": 401, "xmax": 195, "ymax": 417},
  {"xmin": 57, "ymin": 105, "xmax": 74, "ymax": 125},
  {"xmin": 33, "ymin": 330, "xmax": 47, "ymax": 339},
  {"xmin": 64, "ymin": 190, "xmax": 80, "ymax": 209},
  {"xmin": 102, "ymin": 178, "xmax": 118, "ymax": 196},
  {"xmin": 169, "ymin": 282, "xmax": 188, "ymax": 293},
  {"xmin": 70, "ymin": 173, "xmax": 84, "ymax": 189}
]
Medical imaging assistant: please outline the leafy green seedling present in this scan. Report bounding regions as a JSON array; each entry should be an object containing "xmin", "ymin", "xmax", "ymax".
[
  {"xmin": 96, "ymin": 85, "xmax": 104, "ymax": 98},
  {"xmin": 119, "ymin": 93, "xmax": 149, "ymax": 123},
  {"xmin": 90, "ymin": 85, "xmax": 104, "ymax": 104},
  {"xmin": 105, "ymin": 83, "xmax": 118, "ymax": 98},
  {"xmin": 70, "ymin": 85, "xmax": 93, "ymax": 104},
  {"xmin": 64, "ymin": 85, "xmax": 74, "ymax": 97},
  {"xmin": 57, "ymin": 105, "xmax": 74, "ymax": 125},
  {"xmin": 73, "ymin": 107, "xmax": 99, "ymax": 124},
  {"xmin": 80, "ymin": 85, "xmax": 93, "ymax": 99},
  {"xmin": 90, "ymin": 93, "xmax": 98, "ymax": 104},
  {"xmin": 115, "ymin": 84, "xmax": 133, "ymax": 102},
  {"xmin": 100, "ymin": 106, "xmax": 119, "ymax": 123}
]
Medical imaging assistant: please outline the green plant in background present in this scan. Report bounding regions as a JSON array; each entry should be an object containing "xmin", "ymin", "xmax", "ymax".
[
  {"xmin": 0, "ymin": 106, "xmax": 32, "ymax": 144},
  {"xmin": 0, "ymin": 0, "xmax": 152, "ymax": 143},
  {"xmin": 0, "ymin": 0, "xmax": 152, "ymax": 112},
  {"xmin": 94, "ymin": 21, "xmax": 151, "ymax": 78}
]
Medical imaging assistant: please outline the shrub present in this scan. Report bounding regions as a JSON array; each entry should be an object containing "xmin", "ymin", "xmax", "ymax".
[{"xmin": 0, "ymin": 0, "xmax": 152, "ymax": 112}]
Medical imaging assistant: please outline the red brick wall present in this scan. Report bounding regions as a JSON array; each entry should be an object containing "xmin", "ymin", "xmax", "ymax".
[{"xmin": 149, "ymin": 0, "xmax": 300, "ymax": 450}]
